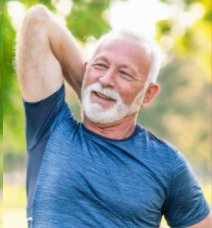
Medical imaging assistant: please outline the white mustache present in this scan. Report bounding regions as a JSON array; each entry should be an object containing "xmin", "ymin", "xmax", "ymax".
[
  {"xmin": 81, "ymin": 80, "xmax": 146, "ymax": 124},
  {"xmin": 89, "ymin": 83, "xmax": 121, "ymax": 101}
]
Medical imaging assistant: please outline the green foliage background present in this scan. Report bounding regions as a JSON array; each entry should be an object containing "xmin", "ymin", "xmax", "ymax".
[
  {"xmin": 0, "ymin": 0, "xmax": 3, "ymax": 189},
  {"xmin": 2, "ymin": 0, "xmax": 211, "ymax": 181},
  {"xmin": 1, "ymin": 0, "xmax": 211, "ymax": 227}
]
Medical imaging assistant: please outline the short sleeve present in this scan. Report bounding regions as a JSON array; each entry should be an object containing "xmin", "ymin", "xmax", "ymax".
[
  {"xmin": 23, "ymin": 84, "xmax": 74, "ymax": 209},
  {"xmin": 23, "ymin": 84, "xmax": 70, "ymax": 151},
  {"xmin": 162, "ymin": 152, "xmax": 210, "ymax": 228}
]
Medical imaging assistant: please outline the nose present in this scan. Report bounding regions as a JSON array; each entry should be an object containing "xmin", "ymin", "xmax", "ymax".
[{"xmin": 99, "ymin": 68, "xmax": 116, "ymax": 88}]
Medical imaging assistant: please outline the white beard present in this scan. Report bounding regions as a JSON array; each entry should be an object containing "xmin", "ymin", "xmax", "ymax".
[{"xmin": 81, "ymin": 75, "xmax": 147, "ymax": 124}]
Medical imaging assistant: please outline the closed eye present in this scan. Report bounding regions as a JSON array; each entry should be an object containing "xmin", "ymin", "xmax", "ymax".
[
  {"xmin": 120, "ymin": 71, "xmax": 130, "ymax": 76},
  {"xmin": 97, "ymin": 64, "xmax": 107, "ymax": 68}
]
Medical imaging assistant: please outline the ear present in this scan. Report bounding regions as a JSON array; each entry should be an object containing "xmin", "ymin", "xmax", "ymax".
[
  {"xmin": 83, "ymin": 62, "xmax": 88, "ymax": 76},
  {"xmin": 141, "ymin": 83, "xmax": 159, "ymax": 108}
]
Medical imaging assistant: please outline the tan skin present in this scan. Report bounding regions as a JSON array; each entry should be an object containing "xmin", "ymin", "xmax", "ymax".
[
  {"xmin": 82, "ymin": 37, "xmax": 159, "ymax": 139},
  {"xmin": 16, "ymin": 5, "xmax": 211, "ymax": 227}
]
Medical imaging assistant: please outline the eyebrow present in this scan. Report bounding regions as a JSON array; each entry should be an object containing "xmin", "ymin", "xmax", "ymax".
[{"xmin": 94, "ymin": 56, "xmax": 109, "ymax": 63}]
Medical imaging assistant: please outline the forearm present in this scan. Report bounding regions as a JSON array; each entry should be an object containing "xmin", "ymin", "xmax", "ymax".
[{"xmin": 45, "ymin": 6, "xmax": 84, "ymax": 99}]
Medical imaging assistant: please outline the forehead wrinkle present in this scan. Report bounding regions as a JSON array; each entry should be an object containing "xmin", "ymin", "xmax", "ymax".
[
  {"xmin": 93, "ymin": 55, "xmax": 108, "ymax": 63},
  {"xmin": 91, "ymin": 37, "xmax": 151, "ymax": 81}
]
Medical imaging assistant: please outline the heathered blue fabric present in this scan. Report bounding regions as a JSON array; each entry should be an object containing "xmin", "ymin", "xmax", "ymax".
[
  {"xmin": 23, "ymin": 84, "xmax": 210, "ymax": 228},
  {"xmin": 24, "ymin": 87, "xmax": 62, "ymax": 209}
]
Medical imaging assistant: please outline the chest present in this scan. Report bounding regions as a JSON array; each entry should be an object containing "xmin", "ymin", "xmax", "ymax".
[{"xmin": 35, "ymin": 131, "xmax": 166, "ymax": 224}]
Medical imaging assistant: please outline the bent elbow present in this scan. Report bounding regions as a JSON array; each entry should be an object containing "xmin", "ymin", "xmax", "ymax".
[{"xmin": 23, "ymin": 4, "xmax": 50, "ymax": 25}]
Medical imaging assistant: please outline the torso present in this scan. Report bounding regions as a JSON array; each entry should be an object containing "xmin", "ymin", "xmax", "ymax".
[{"xmin": 32, "ymin": 119, "xmax": 172, "ymax": 227}]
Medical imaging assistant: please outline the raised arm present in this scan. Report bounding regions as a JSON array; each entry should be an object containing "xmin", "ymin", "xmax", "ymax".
[{"xmin": 16, "ymin": 4, "xmax": 84, "ymax": 102}]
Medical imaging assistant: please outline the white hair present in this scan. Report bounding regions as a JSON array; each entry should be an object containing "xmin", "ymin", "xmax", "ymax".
[{"xmin": 88, "ymin": 29, "xmax": 162, "ymax": 88}]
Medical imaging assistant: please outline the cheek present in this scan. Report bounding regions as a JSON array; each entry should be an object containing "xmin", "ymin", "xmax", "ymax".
[
  {"xmin": 117, "ymin": 80, "xmax": 143, "ymax": 105},
  {"xmin": 84, "ymin": 68, "xmax": 100, "ymax": 88},
  {"xmin": 117, "ymin": 84, "xmax": 137, "ymax": 105}
]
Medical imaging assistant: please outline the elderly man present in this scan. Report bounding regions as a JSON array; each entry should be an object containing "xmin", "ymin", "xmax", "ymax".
[{"xmin": 16, "ymin": 4, "xmax": 210, "ymax": 228}]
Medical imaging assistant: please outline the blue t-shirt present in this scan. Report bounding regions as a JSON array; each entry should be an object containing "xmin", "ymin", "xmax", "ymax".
[{"xmin": 23, "ymin": 84, "xmax": 210, "ymax": 228}]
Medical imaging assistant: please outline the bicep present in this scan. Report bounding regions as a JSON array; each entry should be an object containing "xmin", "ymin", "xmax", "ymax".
[
  {"xmin": 184, "ymin": 213, "xmax": 211, "ymax": 228},
  {"xmin": 16, "ymin": 5, "xmax": 63, "ymax": 102}
]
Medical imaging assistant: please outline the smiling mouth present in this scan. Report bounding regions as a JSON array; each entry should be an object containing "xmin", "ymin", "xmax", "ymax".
[{"xmin": 94, "ymin": 92, "xmax": 115, "ymax": 101}]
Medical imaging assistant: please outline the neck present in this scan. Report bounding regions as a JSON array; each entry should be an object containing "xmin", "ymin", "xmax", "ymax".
[{"xmin": 83, "ymin": 113, "xmax": 138, "ymax": 139}]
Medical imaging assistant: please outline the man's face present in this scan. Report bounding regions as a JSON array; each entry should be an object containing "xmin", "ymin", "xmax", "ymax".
[{"xmin": 81, "ymin": 36, "xmax": 152, "ymax": 124}]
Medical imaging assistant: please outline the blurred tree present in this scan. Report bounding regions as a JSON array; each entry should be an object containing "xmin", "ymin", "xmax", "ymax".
[
  {"xmin": 0, "ymin": 0, "xmax": 3, "ymax": 189},
  {"xmin": 157, "ymin": 0, "xmax": 211, "ymax": 80},
  {"xmin": 153, "ymin": 0, "xmax": 211, "ymax": 177},
  {"xmin": 3, "ymin": 3, "xmax": 26, "ymax": 168},
  {"xmin": 3, "ymin": 0, "xmax": 211, "ymax": 179}
]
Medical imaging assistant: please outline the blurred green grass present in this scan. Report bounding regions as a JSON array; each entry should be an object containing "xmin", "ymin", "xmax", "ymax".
[
  {"xmin": 4, "ymin": 186, "xmax": 26, "ymax": 209},
  {"xmin": 0, "ymin": 201, "xmax": 2, "ymax": 228},
  {"xmin": 3, "ymin": 185, "xmax": 27, "ymax": 228},
  {"xmin": 3, "ymin": 181, "xmax": 211, "ymax": 228}
]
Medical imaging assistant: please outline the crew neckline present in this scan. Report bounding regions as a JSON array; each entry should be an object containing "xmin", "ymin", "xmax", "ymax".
[{"xmin": 81, "ymin": 123, "xmax": 143, "ymax": 142}]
